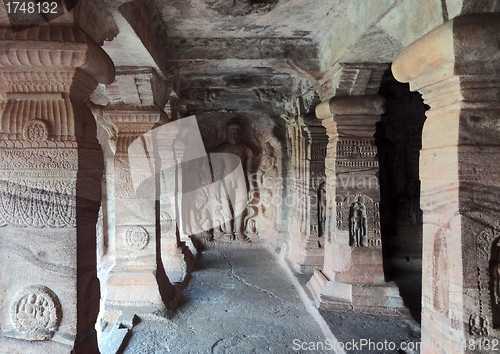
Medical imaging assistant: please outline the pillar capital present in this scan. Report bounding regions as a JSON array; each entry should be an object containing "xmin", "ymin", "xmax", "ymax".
[
  {"xmin": 392, "ymin": 14, "xmax": 500, "ymax": 94},
  {"xmin": 315, "ymin": 95, "xmax": 385, "ymax": 120}
]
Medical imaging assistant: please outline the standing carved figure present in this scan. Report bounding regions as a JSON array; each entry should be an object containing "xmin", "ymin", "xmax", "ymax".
[
  {"xmin": 349, "ymin": 197, "xmax": 367, "ymax": 247},
  {"xmin": 318, "ymin": 181, "xmax": 326, "ymax": 237},
  {"xmin": 212, "ymin": 119, "xmax": 253, "ymax": 241}
]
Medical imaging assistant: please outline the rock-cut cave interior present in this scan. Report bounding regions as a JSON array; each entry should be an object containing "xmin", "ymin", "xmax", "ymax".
[{"xmin": 1, "ymin": 0, "xmax": 500, "ymax": 353}]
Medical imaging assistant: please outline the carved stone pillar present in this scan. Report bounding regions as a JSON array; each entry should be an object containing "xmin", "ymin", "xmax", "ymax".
[
  {"xmin": 393, "ymin": 14, "xmax": 500, "ymax": 351},
  {"xmin": 104, "ymin": 104, "xmax": 178, "ymax": 310},
  {"xmin": 0, "ymin": 25, "xmax": 114, "ymax": 353},
  {"xmin": 307, "ymin": 95, "xmax": 406, "ymax": 315},
  {"xmin": 295, "ymin": 118, "xmax": 327, "ymax": 273}
]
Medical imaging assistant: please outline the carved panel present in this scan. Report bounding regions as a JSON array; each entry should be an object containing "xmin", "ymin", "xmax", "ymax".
[
  {"xmin": 473, "ymin": 221, "xmax": 500, "ymax": 334},
  {"xmin": 0, "ymin": 149, "xmax": 78, "ymax": 171},
  {"xmin": 125, "ymin": 226, "xmax": 149, "ymax": 251},
  {"xmin": 0, "ymin": 178, "xmax": 76, "ymax": 228},
  {"xmin": 336, "ymin": 194, "xmax": 380, "ymax": 248},
  {"xmin": 24, "ymin": 119, "xmax": 49, "ymax": 142},
  {"xmin": 10, "ymin": 285, "xmax": 61, "ymax": 340}
]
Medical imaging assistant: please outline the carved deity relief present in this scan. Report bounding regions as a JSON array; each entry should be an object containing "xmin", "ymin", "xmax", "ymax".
[
  {"xmin": 432, "ymin": 229, "xmax": 449, "ymax": 315},
  {"xmin": 349, "ymin": 197, "xmax": 368, "ymax": 247},
  {"xmin": 318, "ymin": 181, "xmax": 326, "ymax": 237},
  {"xmin": 210, "ymin": 118, "xmax": 255, "ymax": 241},
  {"xmin": 337, "ymin": 194, "xmax": 380, "ymax": 247},
  {"xmin": 11, "ymin": 285, "xmax": 61, "ymax": 340}
]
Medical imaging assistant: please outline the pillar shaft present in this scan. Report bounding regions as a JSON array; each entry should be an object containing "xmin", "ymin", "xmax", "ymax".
[
  {"xmin": 0, "ymin": 25, "xmax": 114, "ymax": 353},
  {"xmin": 308, "ymin": 95, "xmax": 406, "ymax": 315},
  {"xmin": 393, "ymin": 13, "xmax": 500, "ymax": 352}
]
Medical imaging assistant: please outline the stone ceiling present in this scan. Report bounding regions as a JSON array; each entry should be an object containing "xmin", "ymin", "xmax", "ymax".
[{"xmin": 6, "ymin": 0, "xmax": 493, "ymax": 117}]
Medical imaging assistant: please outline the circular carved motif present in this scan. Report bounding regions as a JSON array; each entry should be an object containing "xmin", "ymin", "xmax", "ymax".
[
  {"xmin": 24, "ymin": 120, "xmax": 48, "ymax": 141},
  {"xmin": 160, "ymin": 211, "xmax": 174, "ymax": 232},
  {"xmin": 11, "ymin": 285, "xmax": 61, "ymax": 340},
  {"xmin": 125, "ymin": 226, "xmax": 149, "ymax": 250}
]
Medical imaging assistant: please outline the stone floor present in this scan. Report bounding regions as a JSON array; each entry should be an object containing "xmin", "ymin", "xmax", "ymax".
[
  {"xmin": 101, "ymin": 243, "xmax": 421, "ymax": 354},
  {"xmin": 116, "ymin": 244, "xmax": 330, "ymax": 354}
]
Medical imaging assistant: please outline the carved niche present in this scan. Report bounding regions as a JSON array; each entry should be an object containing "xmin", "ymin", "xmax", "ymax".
[
  {"xmin": 10, "ymin": 285, "xmax": 61, "ymax": 340},
  {"xmin": 190, "ymin": 113, "xmax": 280, "ymax": 241},
  {"xmin": 471, "ymin": 220, "xmax": 500, "ymax": 335},
  {"xmin": 336, "ymin": 194, "xmax": 381, "ymax": 248}
]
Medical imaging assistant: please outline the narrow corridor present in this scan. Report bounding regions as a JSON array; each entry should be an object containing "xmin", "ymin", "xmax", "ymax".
[{"xmin": 121, "ymin": 244, "xmax": 329, "ymax": 354}]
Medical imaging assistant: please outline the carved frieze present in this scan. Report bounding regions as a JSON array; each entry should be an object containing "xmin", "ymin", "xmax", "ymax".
[{"xmin": 0, "ymin": 178, "xmax": 76, "ymax": 228}]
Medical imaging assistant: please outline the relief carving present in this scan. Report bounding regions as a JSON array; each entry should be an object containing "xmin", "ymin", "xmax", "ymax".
[
  {"xmin": 349, "ymin": 197, "xmax": 368, "ymax": 247},
  {"xmin": 337, "ymin": 194, "xmax": 380, "ymax": 247},
  {"xmin": 0, "ymin": 178, "xmax": 76, "ymax": 228},
  {"xmin": 432, "ymin": 229, "xmax": 449, "ymax": 315},
  {"xmin": 125, "ymin": 226, "xmax": 149, "ymax": 250},
  {"xmin": 205, "ymin": 0, "xmax": 278, "ymax": 16},
  {"xmin": 24, "ymin": 119, "xmax": 49, "ymax": 142},
  {"xmin": 11, "ymin": 285, "xmax": 61, "ymax": 340},
  {"xmin": 318, "ymin": 181, "xmax": 326, "ymax": 237},
  {"xmin": 211, "ymin": 119, "xmax": 254, "ymax": 241}
]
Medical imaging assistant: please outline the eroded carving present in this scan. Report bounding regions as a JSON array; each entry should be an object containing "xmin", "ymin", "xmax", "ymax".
[
  {"xmin": 318, "ymin": 181, "xmax": 326, "ymax": 237},
  {"xmin": 24, "ymin": 119, "xmax": 49, "ymax": 142},
  {"xmin": 11, "ymin": 285, "xmax": 61, "ymax": 340},
  {"xmin": 0, "ymin": 178, "xmax": 76, "ymax": 228},
  {"xmin": 205, "ymin": 0, "xmax": 278, "ymax": 16},
  {"xmin": 125, "ymin": 226, "xmax": 149, "ymax": 250}
]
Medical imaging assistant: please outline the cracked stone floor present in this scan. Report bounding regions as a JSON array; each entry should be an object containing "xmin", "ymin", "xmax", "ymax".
[{"xmin": 120, "ymin": 244, "xmax": 330, "ymax": 354}]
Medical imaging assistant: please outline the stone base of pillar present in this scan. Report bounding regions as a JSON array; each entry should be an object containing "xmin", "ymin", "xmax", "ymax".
[
  {"xmin": 105, "ymin": 269, "xmax": 166, "ymax": 312},
  {"xmin": 162, "ymin": 242, "xmax": 195, "ymax": 285},
  {"xmin": 295, "ymin": 236, "xmax": 325, "ymax": 273},
  {"xmin": 307, "ymin": 270, "xmax": 409, "ymax": 315}
]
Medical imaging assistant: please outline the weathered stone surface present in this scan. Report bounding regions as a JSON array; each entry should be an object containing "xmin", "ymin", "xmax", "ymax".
[
  {"xmin": 0, "ymin": 24, "xmax": 114, "ymax": 353},
  {"xmin": 393, "ymin": 13, "xmax": 500, "ymax": 353},
  {"xmin": 308, "ymin": 94, "xmax": 407, "ymax": 315}
]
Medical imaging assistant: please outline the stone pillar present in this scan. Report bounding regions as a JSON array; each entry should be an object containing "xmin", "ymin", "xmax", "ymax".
[
  {"xmin": 295, "ymin": 119, "xmax": 327, "ymax": 273},
  {"xmin": 0, "ymin": 25, "xmax": 114, "ymax": 353},
  {"xmin": 104, "ymin": 105, "xmax": 178, "ymax": 311},
  {"xmin": 307, "ymin": 95, "xmax": 406, "ymax": 315},
  {"xmin": 393, "ymin": 14, "xmax": 500, "ymax": 352}
]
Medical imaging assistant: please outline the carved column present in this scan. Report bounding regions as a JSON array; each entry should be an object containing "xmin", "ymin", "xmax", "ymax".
[
  {"xmin": 393, "ymin": 14, "xmax": 500, "ymax": 352},
  {"xmin": 295, "ymin": 118, "xmax": 327, "ymax": 273},
  {"xmin": 307, "ymin": 95, "xmax": 406, "ymax": 315},
  {"xmin": 0, "ymin": 25, "xmax": 114, "ymax": 353}
]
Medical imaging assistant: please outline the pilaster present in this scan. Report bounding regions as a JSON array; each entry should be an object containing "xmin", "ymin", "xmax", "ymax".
[
  {"xmin": 0, "ymin": 24, "xmax": 115, "ymax": 353},
  {"xmin": 393, "ymin": 13, "xmax": 500, "ymax": 352}
]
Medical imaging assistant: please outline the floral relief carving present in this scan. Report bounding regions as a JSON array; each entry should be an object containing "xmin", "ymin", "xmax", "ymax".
[
  {"xmin": 0, "ymin": 178, "xmax": 76, "ymax": 228},
  {"xmin": 24, "ymin": 120, "xmax": 49, "ymax": 142},
  {"xmin": 125, "ymin": 226, "xmax": 149, "ymax": 251}
]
